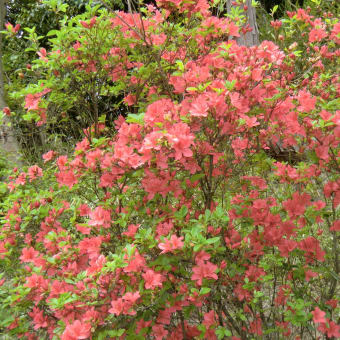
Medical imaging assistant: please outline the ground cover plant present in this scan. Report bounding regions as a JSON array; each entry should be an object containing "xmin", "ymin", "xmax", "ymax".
[{"xmin": 0, "ymin": 0, "xmax": 339, "ymax": 339}]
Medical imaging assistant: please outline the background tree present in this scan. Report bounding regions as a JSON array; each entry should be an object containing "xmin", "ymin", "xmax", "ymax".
[
  {"xmin": 0, "ymin": 0, "xmax": 22, "ymax": 166},
  {"xmin": 226, "ymin": 0, "xmax": 259, "ymax": 46}
]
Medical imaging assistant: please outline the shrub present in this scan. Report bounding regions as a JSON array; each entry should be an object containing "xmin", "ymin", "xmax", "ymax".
[{"xmin": 0, "ymin": 1, "xmax": 339, "ymax": 339}]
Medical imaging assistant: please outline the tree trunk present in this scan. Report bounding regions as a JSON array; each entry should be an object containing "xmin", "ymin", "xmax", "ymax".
[
  {"xmin": 0, "ymin": 0, "xmax": 22, "ymax": 167},
  {"xmin": 227, "ymin": 0, "xmax": 259, "ymax": 47}
]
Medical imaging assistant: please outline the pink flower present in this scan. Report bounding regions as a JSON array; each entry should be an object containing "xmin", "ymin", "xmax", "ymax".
[
  {"xmin": 311, "ymin": 307, "xmax": 326, "ymax": 324},
  {"xmin": 227, "ymin": 20, "xmax": 240, "ymax": 37},
  {"xmin": 88, "ymin": 206, "xmax": 111, "ymax": 228},
  {"xmin": 123, "ymin": 291, "xmax": 140, "ymax": 304},
  {"xmin": 330, "ymin": 22, "xmax": 340, "ymax": 43},
  {"xmin": 73, "ymin": 41, "xmax": 81, "ymax": 50},
  {"xmin": 189, "ymin": 95, "xmax": 209, "ymax": 117},
  {"xmin": 191, "ymin": 260, "xmax": 218, "ymax": 286},
  {"xmin": 297, "ymin": 90, "xmax": 316, "ymax": 112},
  {"xmin": 5, "ymin": 22, "xmax": 20, "ymax": 33},
  {"xmin": 270, "ymin": 20, "xmax": 282, "ymax": 29},
  {"xmin": 5, "ymin": 22, "xmax": 13, "ymax": 31},
  {"xmin": 15, "ymin": 172, "xmax": 26, "ymax": 186},
  {"xmin": 56, "ymin": 170, "xmax": 77, "ymax": 188},
  {"xmin": 142, "ymin": 269, "xmax": 164, "ymax": 289},
  {"xmin": 144, "ymin": 98, "xmax": 175, "ymax": 126},
  {"xmin": 3, "ymin": 107, "xmax": 11, "ymax": 116},
  {"xmin": 28, "ymin": 165, "xmax": 43, "ymax": 182},
  {"xmin": 305, "ymin": 269, "xmax": 318, "ymax": 282},
  {"xmin": 195, "ymin": 251, "xmax": 211, "ymax": 263},
  {"xmin": 109, "ymin": 292, "xmax": 140, "ymax": 316},
  {"xmin": 158, "ymin": 234, "xmax": 184, "ymax": 253},
  {"xmin": 99, "ymin": 172, "xmax": 115, "ymax": 188},
  {"xmin": 136, "ymin": 319, "xmax": 152, "ymax": 334},
  {"xmin": 152, "ymin": 324, "xmax": 168, "ymax": 340},
  {"xmin": 166, "ymin": 123, "xmax": 195, "ymax": 160},
  {"xmin": 124, "ymin": 249, "xmax": 146, "ymax": 273},
  {"xmin": 282, "ymin": 192, "xmax": 311, "ymax": 219},
  {"xmin": 203, "ymin": 310, "xmax": 217, "ymax": 328},
  {"xmin": 124, "ymin": 94, "xmax": 136, "ymax": 106},
  {"xmin": 78, "ymin": 204, "xmax": 91, "ymax": 216},
  {"xmin": 76, "ymin": 224, "xmax": 91, "ymax": 235},
  {"xmin": 37, "ymin": 48, "xmax": 47, "ymax": 61},
  {"xmin": 249, "ymin": 316, "xmax": 263, "ymax": 336},
  {"xmin": 28, "ymin": 307, "xmax": 48, "ymax": 330},
  {"xmin": 20, "ymin": 247, "xmax": 39, "ymax": 263},
  {"xmin": 56, "ymin": 155, "xmax": 68, "ymax": 170},
  {"xmin": 325, "ymin": 299, "xmax": 338, "ymax": 309},
  {"xmin": 61, "ymin": 320, "xmax": 91, "ymax": 340},
  {"xmin": 231, "ymin": 137, "xmax": 248, "ymax": 158},
  {"xmin": 108, "ymin": 298, "xmax": 124, "ymax": 316},
  {"xmin": 330, "ymin": 220, "xmax": 340, "ymax": 232},
  {"xmin": 309, "ymin": 28, "xmax": 327, "ymax": 43},
  {"xmin": 42, "ymin": 150, "xmax": 56, "ymax": 162},
  {"xmin": 123, "ymin": 224, "xmax": 140, "ymax": 238},
  {"xmin": 318, "ymin": 319, "xmax": 340, "ymax": 338}
]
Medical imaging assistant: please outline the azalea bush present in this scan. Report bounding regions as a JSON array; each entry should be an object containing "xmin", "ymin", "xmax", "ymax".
[{"xmin": 0, "ymin": 0, "xmax": 339, "ymax": 339}]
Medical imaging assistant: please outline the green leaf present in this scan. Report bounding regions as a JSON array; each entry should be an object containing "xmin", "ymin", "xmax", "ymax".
[
  {"xmin": 174, "ymin": 205, "xmax": 188, "ymax": 219},
  {"xmin": 199, "ymin": 287, "xmax": 211, "ymax": 295},
  {"xmin": 186, "ymin": 87, "xmax": 197, "ymax": 92},
  {"xmin": 126, "ymin": 112, "xmax": 145, "ymax": 125},
  {"xmin": 190, "ymin": 173, "xmax": 205, "ymax": 183},
  {"xmin": 225, "ymin": 80, "xmax": 236, "ymax": 91},
  {"xmin": 193, "ymin": 244, "xmax": 202, "ymax": 252},
  {"xmin": 204, "ymin": 209, "xmax": 211, "ymax": 222},
  {"xmin": 96, "ymin": 328, "xmax": 125, "ymax": 340},
  {"xmin": 271, "ymin": 5, "xmax": 279, "ymax": 15},
  {"xmin": 176, "ymin": 60, "xmax": 184, "ymax": 71},
  {"xmin": 206, "ymin": 237, "xmax": 220, "ymax": 245},
  {"xmin": 179, "ymin": 205, "xmax": 188, "ymax": 218},
  {"xmin": 216, "ymin": 326, "xmax": 232, "ymax": 339}
]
